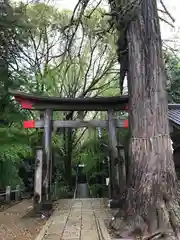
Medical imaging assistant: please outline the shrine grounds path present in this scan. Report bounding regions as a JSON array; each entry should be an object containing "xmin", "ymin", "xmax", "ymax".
[
  {"xmin": 0, "ymin": 199, "xmax": 47, "ymax": 240},
  {"xmin": 36, "ymin": 198, "xmax": 112, "ymax": 240}
]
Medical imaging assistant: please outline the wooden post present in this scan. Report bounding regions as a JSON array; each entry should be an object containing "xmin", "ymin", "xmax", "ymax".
[
  {"xmin": 24, "ymin": 119, "xmax": 128, "ymax": 129},
  {"xmin": 43, "ymin": 108, "xmax": 52, "ymax": 201},
  {"xmin": 117, "ymin": 145, "xmax": 126, "ymax": 194},
  {"xmin": 107, "ymin": 155, "xmax": 113, "ymax": 199},
  {"xmin": 34, "ymin": 146, "xmax": 43, "ymax": 210},
  {"xmin": 107, "ymin": 109, "xmax": 119, "ymax": 198},
  {"xmin": 15, "ymin": 185, "xmax": 20, "ymax": 201},
  {"xmin": 54, "ymin": 181, "xmax": 57, "ymax": 199},
  {"xmin": 49, "ymin": 152, "xmax": 53, "ymax": 195},
  {"xmin": 5, "ymin": 186, "xmax": 10, "ymax": 202}
]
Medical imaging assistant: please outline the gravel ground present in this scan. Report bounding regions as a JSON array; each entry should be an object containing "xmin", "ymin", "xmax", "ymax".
[{"xmin": 0, "ymin": 200, "xmax": 48, "ymax": 240}]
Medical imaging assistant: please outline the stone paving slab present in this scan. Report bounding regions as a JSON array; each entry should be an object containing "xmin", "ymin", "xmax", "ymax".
[{"xmin": 35, "ymin": 198, "xmax": 111, "ymax": 240}]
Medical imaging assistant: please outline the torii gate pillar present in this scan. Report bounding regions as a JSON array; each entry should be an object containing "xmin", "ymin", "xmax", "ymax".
[{"xmin": 42, "ymin": 108, "xmax": 53, "ymax": 203}]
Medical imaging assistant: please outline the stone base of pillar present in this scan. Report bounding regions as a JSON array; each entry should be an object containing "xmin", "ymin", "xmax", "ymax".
[
  {"xmin": 41, "ymin": 201, "xmax": 53, "ymax": 211},
  {"xmin": 108, "ymin": 199, "xmax": 121, "ymax": 209},
  {"xmin": 33, "ymin": 202, "xmax": 42, "ymax": 214}
]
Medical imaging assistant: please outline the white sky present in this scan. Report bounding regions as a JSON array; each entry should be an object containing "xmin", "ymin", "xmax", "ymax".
[
  {"xmin": 55, "ymin": 0, "xmax": 180, "ymax": 49},
  {"xmin": 16, "ymin": 0, "xmax": 180, "ymax": 46},
  {"xmin": 54, "ymin": 0, "xmax": 180, "ymax": 94},
  {"xmin": 159, "ymin": 0, "xmax": 180, "ymax": 48}
]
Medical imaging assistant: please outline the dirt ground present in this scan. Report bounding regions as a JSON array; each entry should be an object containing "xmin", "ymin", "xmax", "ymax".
[
  {"xmin": 0, "ymin": 201, "xmax": 20, "ymax": 212},
  {"xmin": 0, "ymin": 200, "xmax": 48, "ymax": 240}
]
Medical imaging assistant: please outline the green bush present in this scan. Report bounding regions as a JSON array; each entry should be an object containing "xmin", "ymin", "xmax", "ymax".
[{"xmin": 51, "ymin": 182, "xmax": 73, "ymax": 199}]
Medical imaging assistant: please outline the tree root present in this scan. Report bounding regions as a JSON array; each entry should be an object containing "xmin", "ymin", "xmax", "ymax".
[{"xmin": 109, "ymin": 199, "xmax": 180, "ymax": 240}]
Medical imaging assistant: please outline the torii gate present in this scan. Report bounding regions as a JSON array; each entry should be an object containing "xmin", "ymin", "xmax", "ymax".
[{"xmin": 10, "ymin": 90, "xmax": 130, "ymax": 208}]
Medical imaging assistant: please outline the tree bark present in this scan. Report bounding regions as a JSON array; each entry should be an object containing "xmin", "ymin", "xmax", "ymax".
[
  {"xmin": 108, "ymin": 109, "xmax": 120, "ymax": 198},
  {"xmin": 111, "ymin": 0, "xmax": 180, "ymax": 238}
]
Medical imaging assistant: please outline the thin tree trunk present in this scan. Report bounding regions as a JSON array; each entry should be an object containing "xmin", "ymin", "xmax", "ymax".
[{"xmin": 111, "ymin": 0, "xmax": 180, "ymax": 238}]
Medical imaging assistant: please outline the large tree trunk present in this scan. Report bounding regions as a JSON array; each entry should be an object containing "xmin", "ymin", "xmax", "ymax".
[{"xmin": 111, "ymin": 0, "xmax": 180, "ymax": 238}]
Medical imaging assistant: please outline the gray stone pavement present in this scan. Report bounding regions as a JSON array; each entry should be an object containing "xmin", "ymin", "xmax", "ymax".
[{"xmin": 36, "ymin": 198, "xmax": 111, "ymax": 240}]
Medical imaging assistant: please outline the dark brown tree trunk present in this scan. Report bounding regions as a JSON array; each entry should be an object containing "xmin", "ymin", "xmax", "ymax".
[{"xmin": 111, "ymin": 0, "xmax": 180, "ymax": 238}]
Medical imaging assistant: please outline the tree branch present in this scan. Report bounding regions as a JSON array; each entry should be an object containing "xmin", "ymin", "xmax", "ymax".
[{"xmin": 160, "ymin": 0, "xmax": 175, "ymax": 23}]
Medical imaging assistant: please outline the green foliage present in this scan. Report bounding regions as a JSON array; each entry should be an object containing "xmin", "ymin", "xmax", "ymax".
[
  {"xmin": 51, "ymin": 182, "xmax": 73, "ymax": 199},
  {"xmin": 0, "ymin": 126, "xmax": 31, "ymax": 189},
  {"xmin": 14, "ymin": 3, "xmax": 119, "ymax": 98},
  {"xmin": 0, "ymin": 1, "xmax": 35, "ymax": 186},
  {"xmin": 0, "ymin": 1, "xmax": 178, "ymax": 192},
  {"xmin": 89, "ymin": 183, "xmax": 107, "ymax": 198},
  {"xmin": 77, "ymin": 135, "xmax": 106, "ymax": 172},
  {"xmin": 74, "ymin": 129, "xmax": 108, "ymax": 197},
  {"xmin": 0, "ymin": 160, "xmax": 24, "ymax": 189},
  {"xmin": 165, "ymin": 52, "xmax": 180, "ymax": 103}
]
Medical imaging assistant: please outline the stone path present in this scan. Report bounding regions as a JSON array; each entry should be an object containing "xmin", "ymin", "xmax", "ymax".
[{"xmin": 36, "ymin": 198, "xmax": 111, "ymax": 240}]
